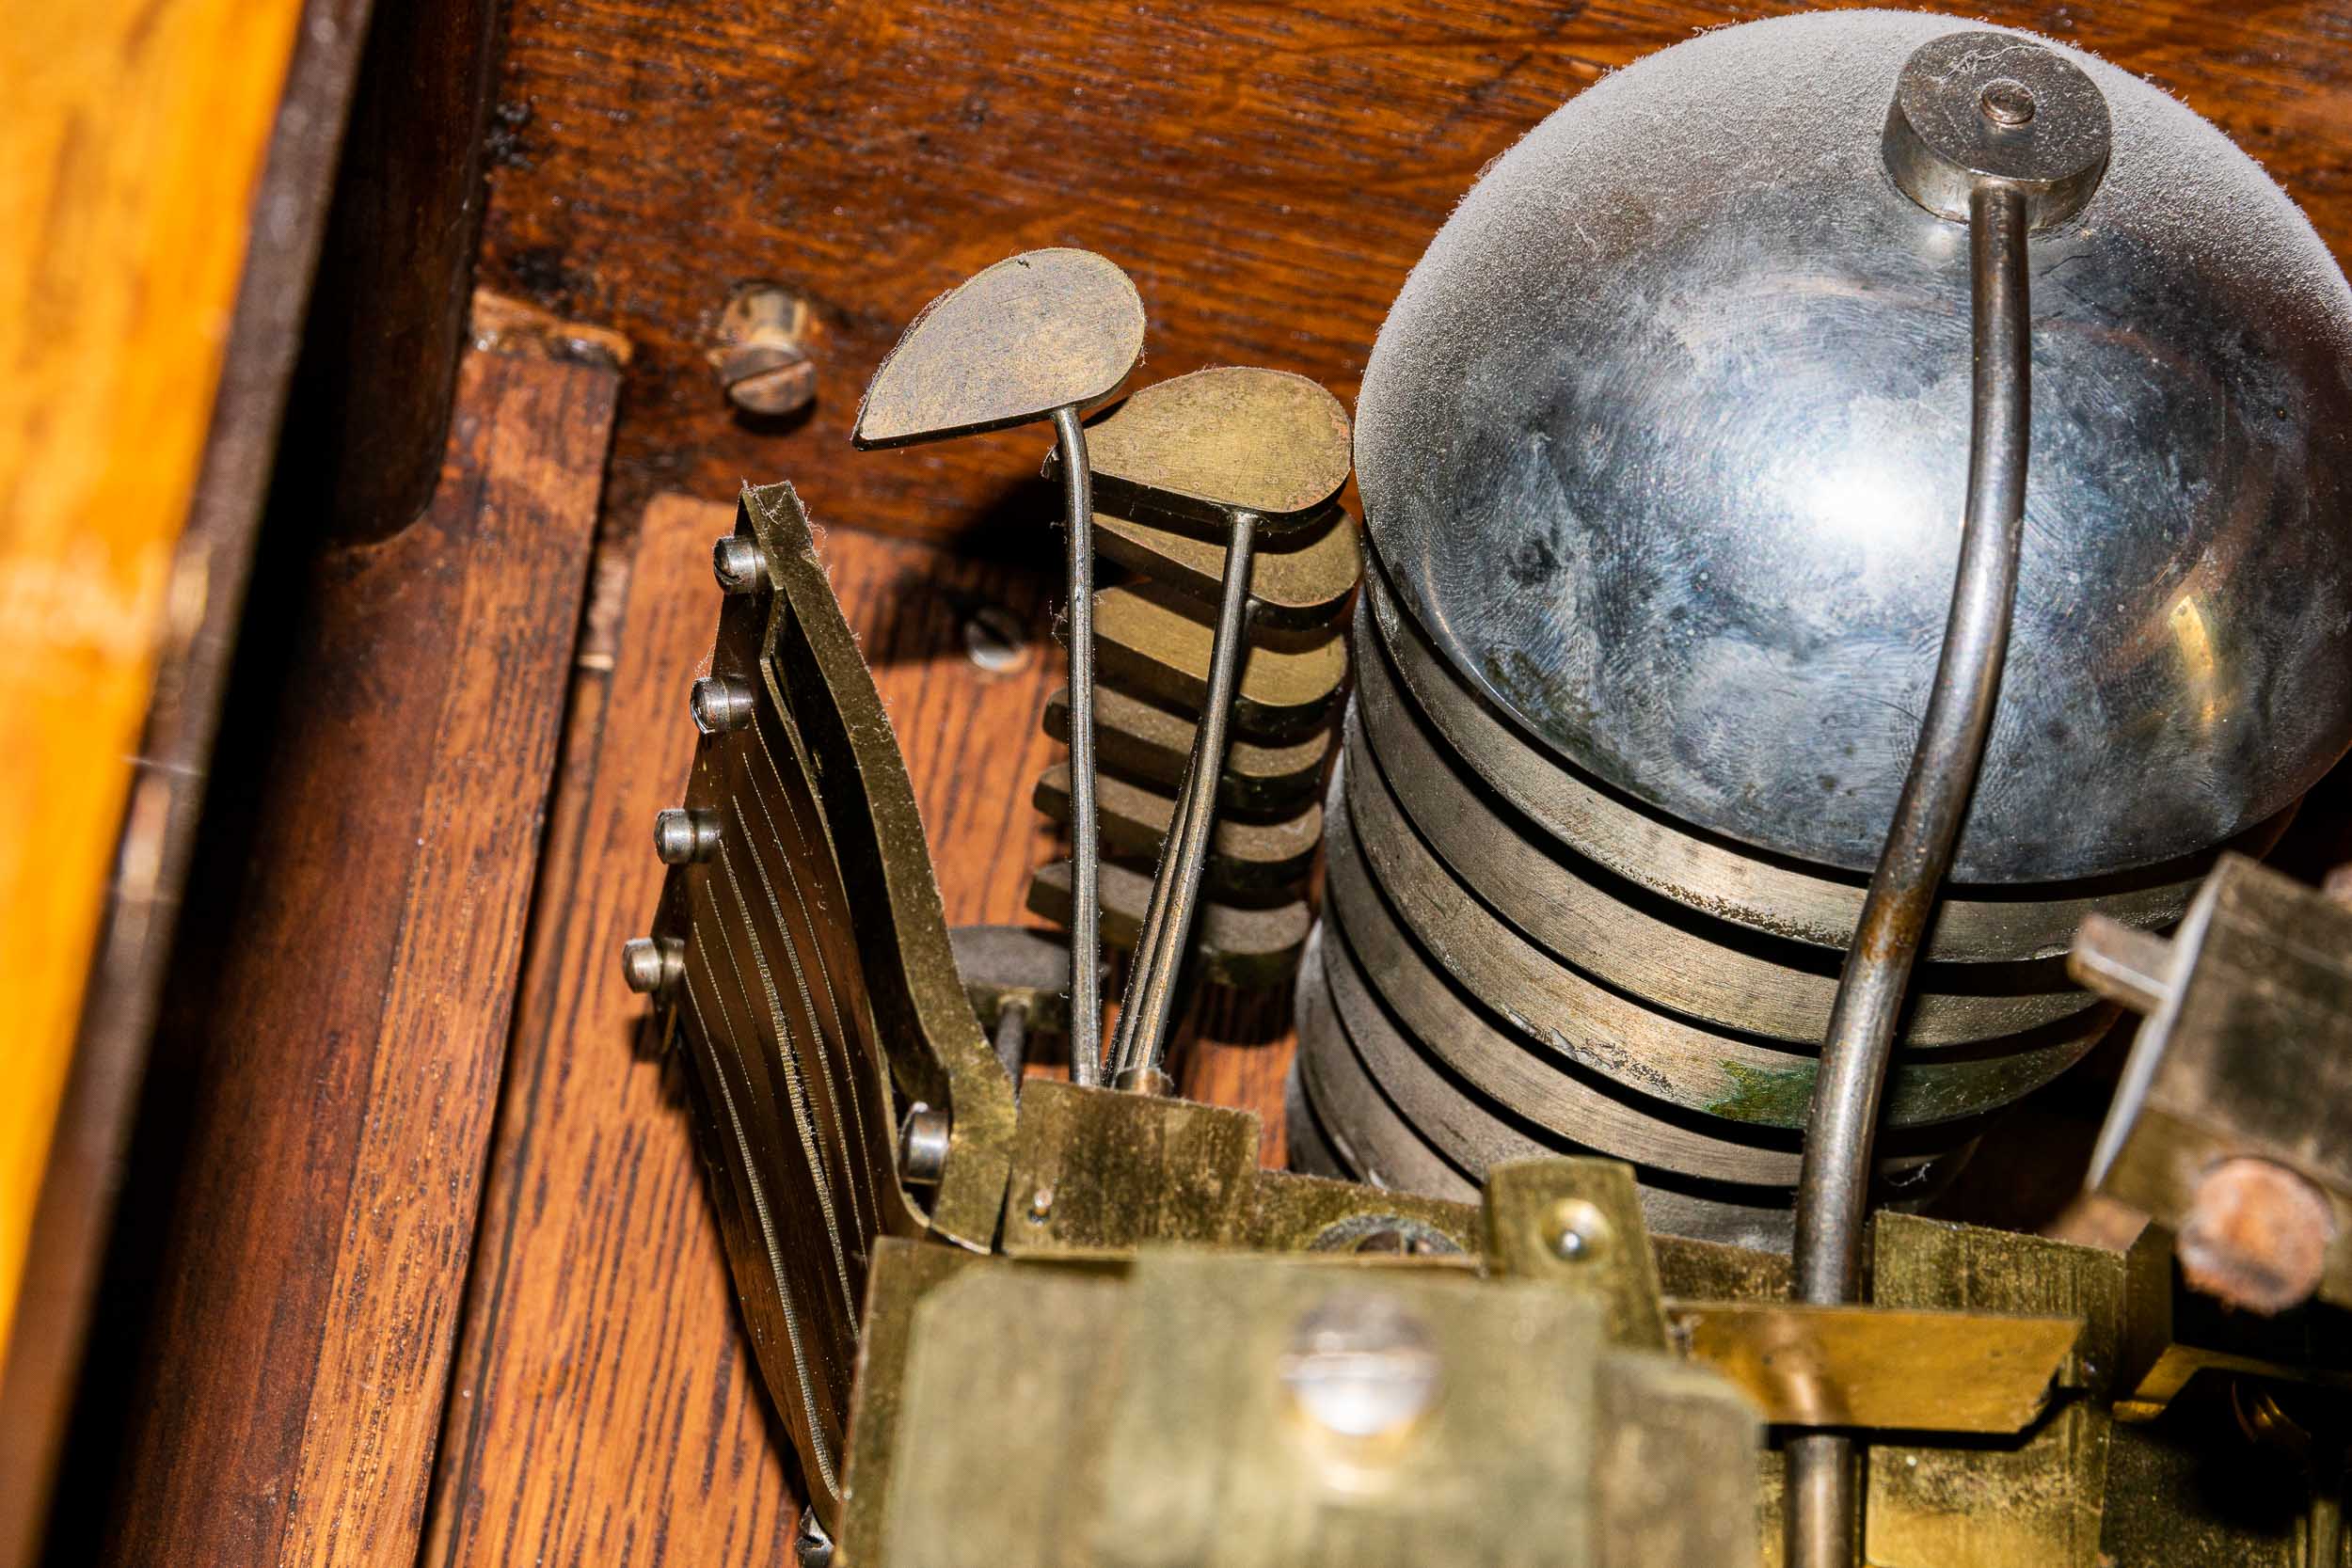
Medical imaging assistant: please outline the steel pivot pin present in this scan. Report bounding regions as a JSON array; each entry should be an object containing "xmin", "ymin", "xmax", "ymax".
[
  {"xmin": 1787, "ymin": 31, "xmax": 2110, "ymax": 1568},
  {"xmin": 853, "ymin": 250, "xmax": 1145, "ymax": 1087}
]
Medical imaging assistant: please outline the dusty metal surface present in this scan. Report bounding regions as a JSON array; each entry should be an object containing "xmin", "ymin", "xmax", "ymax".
[
  {"xmin": 1670, "ymin": 1301, "xmax": 2077, "ymax": 1432},
  {"xmin": 1093, "ymin": 583, "xmax": 1346, "ymax": 742},
  {"xmin": 1353, "ymin": 628, "xmax": 2092, "ymax": 1045},
  {"xmin": 1365, "ymin": 574, "xmax": 2258, "ymax": 962},
  {"xmin": 1329, "ymin": 754, "xmax": 2081, "ymax": 1139},
  {"xmin": 1094, "ymin": 505, "xmax": 1359, "ymax": 628},
  {"xmin": 1075, "ymin": 366, "xmax": 1353, "ymax": 530},
  {"xmin": 1044, "ymin": 687, "xmax": 1333, "ymax": 816},
  {"xmin": 1025, "ymin": 857, "xmax": 1310, "ymax": 988},
  {"xmin": 864, "ymin": 1250, "xmax": 1756, "ymax": 1568},
  {"xmin": 1032, "ymin": 763, "xmax": 1321, "ymax": 895},
  {"xmin": 999, "ymin": 1080, "xmax": 1263, "ymax": 1259},
  {"xmin": 1481, "ymin": 1159, "xmax": 1670, "ymax": 1350},
  {"xmin": 850, "ymin": 248, "xmax": 1145, "ymax": 447},
  {"xmin": 1863, "ymin": 1214, "xmax": 2129, "ymax": 1568}
]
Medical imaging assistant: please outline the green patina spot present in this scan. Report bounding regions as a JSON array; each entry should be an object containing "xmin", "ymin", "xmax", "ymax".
[{"xmin": 1708, "ymin": 1059, "xmax": 1817, "ymax": 1127}]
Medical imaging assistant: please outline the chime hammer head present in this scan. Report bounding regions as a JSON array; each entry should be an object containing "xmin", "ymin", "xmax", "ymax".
[{"xmin": 851, "ymin": 247, "xmax": 1145, "ymax": 448}]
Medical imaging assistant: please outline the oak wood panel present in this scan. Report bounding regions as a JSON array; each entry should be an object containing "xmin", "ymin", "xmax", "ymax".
[
  {"xmin": 479, "ymin": 0, "xmax": 2352, "ymax": 559},
  {"xmin": 89, "ymin": 346, "xmax": 614, "ymax": 1568},
  {"xmin": 428, "ymin": 492, "xmax": 1300, "ymax": 1562},
  {"xmin": 0, "ymin": 0, "xmax": 308, "ymax": 1368},
  {"xmin": 2, "ymin": 2, "xmax": 384, "ymax": 1555}
]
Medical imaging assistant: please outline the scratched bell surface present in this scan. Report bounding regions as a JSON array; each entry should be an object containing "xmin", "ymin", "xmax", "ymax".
[{"xmin": 1355, "ymin": 8, "xmax": 2352, "ymax": 883}]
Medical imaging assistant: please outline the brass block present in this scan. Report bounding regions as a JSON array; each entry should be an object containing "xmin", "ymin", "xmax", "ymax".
[
  {"xmin": 1864, "ymin": 1213, "xmax": 2125, "ymax": 1568},
  {"xmin": 1481, "ymin": 1158, "xmax": 1670, "ymax": 1350},
  {"xmin": 1001, "ymin": 1078, "xmax": 1263, "ymax": 1259}
]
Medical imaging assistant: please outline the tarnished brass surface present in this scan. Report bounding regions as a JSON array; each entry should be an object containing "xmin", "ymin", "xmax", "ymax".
[
  {"xmin": 1240, "ymin": 1167, "xmax": 1478, "ymax": 1256},
  {"xmin": 850, "ymin": 248, "xmax": 1144, "ymax": 446},
  {"xmin": 1025, "ymin": 857, "xmax": 1309, "ymax": 987},
  {"xmin": 734, "ymin": 483, "xmax": 1018, "ymax": 1246},
  {"xmin": 864, "ymin": 1250, "xmax": 1759, "ymax": 1568},
  {"xmin": 1093, "ymin": 504, "xmax": 1360, "ymax": 628},
  {"xmin": 1074, "ymin": 365, "xmax": 1354, "ymax": 530},
  {"xmin": 1045, "ymin": 686, "xmax": 1332, "ymax": 816},
  {"xmin": 1032, "ymin": 763, "xmax": 1320, "ymax": 895},
  {"xmin": 2094, "ymin": 1404, "xmax": 2311, "ymax": 1567},
  {"xmin": 1482, "ymin": 1159, "xmax": 1670, "ymax": 1350},
  {"xmin": 1668, "ymin": 1302, "xmax": 2078, "ymax": 1432},
  {"xmin": 1094, "ymin": 581, "xmax": 1347, "ymax": 742},
  {"xmin": 1353, "ymin": 626, "xmax": 2095, "ymax": 1044},
  {"xmin": 1333, "ymin": 750, "xmax": 2100, "ymax": 1132},
  {"xmin": 2086, "ymin": 853, "xmax": 2352, "ymax": 1310},
  {"xmin": 1001, "ymin": 1079, "xmax": 1263, "ymax": 1259},
  {"xmin": 834, "ymin": 1239, "xmax": 985, "ymax": 1567},
  {"xmin": 1365, "ymin": 570, "xmax": 2273, "ymax": 962},
  {"xmin": 878, "ymin": 1265, "xmax": 1117, "ymax": 1568},
  {"xmin": 1863, "ymin": 1214, "xmax": 2127, "ymax": 1568},
  {"xmin": 650, "ymin": 483, "xmax": 1017, "ymax": 1527}
]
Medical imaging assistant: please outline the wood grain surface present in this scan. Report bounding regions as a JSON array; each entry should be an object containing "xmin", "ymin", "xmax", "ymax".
[
  {"xmin": 0, "ymin": 0, "xmax": 307, "ymax": 1364},
  {"xmin": 477, "ymin": 0, "xmax": 2352, "ymax": 557},
  {"xmin": 425, "ymin": 492, "xmax": 1299, "ymax": 1562},
  {"xmin": 87, "ymin": 346, "xmax": 614, "ymax": 1568}
]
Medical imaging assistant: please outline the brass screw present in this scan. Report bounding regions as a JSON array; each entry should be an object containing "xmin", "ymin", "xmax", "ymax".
[{"xmin": 709, "ymin": 284, "xmax": 818, "ymax": 418}]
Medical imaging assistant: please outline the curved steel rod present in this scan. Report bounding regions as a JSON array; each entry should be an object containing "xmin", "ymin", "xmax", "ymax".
[
  {"xmin": 1053, "ymin": 404, "xmax": 1104, "ymax": 1086},
  {"xmin": 1786, "ymin": 180, "xmax": 2030, "ymax": 1568},
  {"xmin": 1110, "ymin": 509, "xmax": 1260, "ymax": 1085}
]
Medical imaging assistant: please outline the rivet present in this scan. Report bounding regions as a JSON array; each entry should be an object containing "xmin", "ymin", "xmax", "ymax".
[
  {"xmin": 620, "ymin": 935, "xmax": 686, "ymax": 997},
  {"xmin": 654, "ymin": 807, "xmax": 723, "ymax": 864},
  {"xmin": 691, "ymin": 674, "xmax": 755, "ymax": 735},
  {"xmin": 1541, "ymin": 1197, "xmax": 1613, "ymax": 1265},
  {"xmin": 898, "ymin": 1103, "xmax": 951, "ymax": 1186},
  {"xmin": 712, "ymin": 535, "xmax": 771, "ymax": 594}
]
